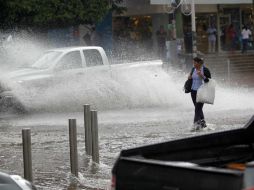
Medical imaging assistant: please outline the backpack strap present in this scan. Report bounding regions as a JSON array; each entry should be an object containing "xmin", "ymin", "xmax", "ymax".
[
  {"xmin": 203, "ymin": 67, "xmax": 211, "ymax": 79},
  {"xmin": 203, "ymin": 66, "xmax": 211, "ymax": 83},
  {"xmin": 190, "ymin": 67, "xmax": 195, "ymax": 75}
]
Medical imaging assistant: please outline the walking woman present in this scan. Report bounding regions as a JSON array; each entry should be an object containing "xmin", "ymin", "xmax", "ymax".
[{"xmin": 188, "ymin": 57, "xmax": 211, "ymax": 131}]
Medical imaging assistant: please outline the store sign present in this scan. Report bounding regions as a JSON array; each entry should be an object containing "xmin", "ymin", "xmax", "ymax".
[{"xmin": 150, "ymin": 0, "xmax": 252, "ymax": 4}]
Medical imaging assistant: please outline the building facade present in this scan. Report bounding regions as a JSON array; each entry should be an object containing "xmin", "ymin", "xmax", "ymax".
[{"xmin": 113, "ymin": 0, "xmax": 254, "ymax": 55}]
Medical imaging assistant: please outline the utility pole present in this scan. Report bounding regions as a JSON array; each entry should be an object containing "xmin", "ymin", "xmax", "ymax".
[
  {"xmin": 191, "ymin": 0, "xmax": 197, "ymax": 57},
  {"xmin": 252, "ymin": 0, "xmax": 254, "ymax": 26}
]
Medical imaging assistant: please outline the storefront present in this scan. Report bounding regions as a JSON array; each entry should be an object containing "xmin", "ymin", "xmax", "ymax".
[
  {"xmin": 111, "ymin": 0, "xmax": 172, "ymax": 59},
  {"xmin": 151, "ymin": 0, "xmax": 254, "ymax": 54},
  {"xmin": 112, "ymin": 15, "xmax": 153, "ymax": 58},
  {"xmin": 181, "ymin": 4, "xmax": 218, "ymax": 54},
  {"xmin": 110, "ymin": 0, "xmax": 254, "ymax": 58}
]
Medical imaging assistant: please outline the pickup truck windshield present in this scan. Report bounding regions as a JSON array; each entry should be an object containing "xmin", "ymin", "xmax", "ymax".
[{"xmin": 32, "ymin": 51, "xmax": 61, "ymax": 69}]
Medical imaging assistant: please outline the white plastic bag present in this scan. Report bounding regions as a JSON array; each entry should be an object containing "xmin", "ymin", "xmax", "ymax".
[{"xmin": 196, "ymin": 79, "xmax": 216, "ymax": 104}]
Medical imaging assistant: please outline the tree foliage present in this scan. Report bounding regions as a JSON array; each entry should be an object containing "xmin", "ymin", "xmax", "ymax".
[{"xmin": 0, "ymin": 0, "xmax": 125, "ymax": 29}]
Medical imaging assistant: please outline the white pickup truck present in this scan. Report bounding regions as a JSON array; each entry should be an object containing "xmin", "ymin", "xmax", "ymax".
[{"xmin": 0, "ymin": 46, "xmax": 164, "ymax": 112}]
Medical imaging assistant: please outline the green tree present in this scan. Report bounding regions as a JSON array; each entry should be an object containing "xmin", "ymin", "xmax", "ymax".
[{"xmin": 0, "ymin": 0, "xmax": 125, "ymax": 29}]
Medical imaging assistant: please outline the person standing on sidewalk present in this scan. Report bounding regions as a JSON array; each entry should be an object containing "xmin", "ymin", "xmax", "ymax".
[
  {"xmin": 226, "ymin": 24, "xmax": 237, "ymax": 53},
  {"xmin": 207, "ymin": 24, "xmax": 217, "ymax": 53},
  {"xmin": 156, "ymin": 25, "xmax": 167, "ymax": 60},
  {"xmin": 241, "ymin": 25, "xmax": 252, "ymax": 54},
  {"xmin": 187, "ymin": 57, "xmax": 211, "ymax": 131}
]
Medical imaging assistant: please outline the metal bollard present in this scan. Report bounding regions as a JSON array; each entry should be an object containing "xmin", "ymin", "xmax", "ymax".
[
  {"xmin": 84, "ymin": 104, "xmax": 92, "ymax": 155},
  {"xmin": 69, "ymin": 119, "xmax": 78, "ymax": 177},
  {"xmin": 22, "ymin": 128, "xmax": 33, "ymax": 182},
  {"xmin": 91, "ymin": 110, "xmax": 99, "ymax": 163}
]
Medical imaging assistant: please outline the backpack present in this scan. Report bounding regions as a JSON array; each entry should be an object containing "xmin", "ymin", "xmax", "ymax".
[{"xmin": 184, "ymin": 68, "xmax": 194, "ymax": 93}]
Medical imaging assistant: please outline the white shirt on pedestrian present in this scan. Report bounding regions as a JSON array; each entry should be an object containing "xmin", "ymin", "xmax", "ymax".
[
  {"xmin": 242, "ymin": 29, "xmax": 252, "ymax": 39},
  {"xmin": 207, "ymin": 27, "xmax": 216, "ymax": 41}
]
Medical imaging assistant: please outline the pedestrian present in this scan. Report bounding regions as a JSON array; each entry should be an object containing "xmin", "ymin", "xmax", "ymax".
[
  {"xmin": 241, "ymin": 25, "xmax": 252, "ymax": 54},
  {"xmin": 184, "ymin": 25, "xmax": 193, "ymax": 53},
  {"xmin": 187, "ymin": 57, "xmax": 211, "ymax": 131},
  {"xmin": 226, "ymin": 24, "xmax": 237, "ymax": 52},
  {"xmin": 156, "ymin": 25, "xmax": 167, "ymax": 60},
  {"xmin": 207, "ymin": 24, "xmax": 217, "ymax": 53}
]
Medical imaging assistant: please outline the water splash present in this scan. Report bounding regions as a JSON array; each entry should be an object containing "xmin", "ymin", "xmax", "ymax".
[
  {"xmin": 0, "ymin": 33, "xmax": 49, "ymax": 71},
  {"xmin": 12, "ymin": 60, "xmax": 185, "ymax": 112},
  {"xmin": 2, "ymin": 59, "xmax": 254, "ymax": 114},
  {"xmin": 1, "ymin": 35, "xmax": 253, "ymax": 113}
]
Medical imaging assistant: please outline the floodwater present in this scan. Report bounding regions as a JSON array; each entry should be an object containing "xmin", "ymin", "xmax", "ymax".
[{"xmin": 0, "ymin": 58, "xmax": 254, "ymax": 189}]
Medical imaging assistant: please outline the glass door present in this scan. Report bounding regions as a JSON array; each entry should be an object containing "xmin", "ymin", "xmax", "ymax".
[
  {"xmin": 196, "ymin": 13, "xmax": 217, "ymax": 54},
  {"xmin": 219, "ymin": 14, "xmax": 231, "ymax": 51}
]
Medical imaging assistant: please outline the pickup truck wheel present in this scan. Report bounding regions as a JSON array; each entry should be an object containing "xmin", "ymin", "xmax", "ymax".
[
  {"xmin": 0, "ymin": 97, "xmax": 27, "ymax": 113},
  {"xmin": 0, "ymin": 97, "xmax": 11, "ymax": 112},
  {"xmin": 11, "ymin": 99, "xmax": 27, "ymax": 113}
]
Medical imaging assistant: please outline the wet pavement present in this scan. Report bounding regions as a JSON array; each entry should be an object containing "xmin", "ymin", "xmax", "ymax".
[{"xmin": 0, "ymin": 107, "xmax": 253, "ymax": 190}]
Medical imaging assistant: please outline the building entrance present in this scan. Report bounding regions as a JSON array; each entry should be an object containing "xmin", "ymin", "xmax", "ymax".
[
  {"xmin": 220, "ymin": 8, "xmax": 241, "ymax": 52},
  {"xmin": 112, "ymin": 16, "xmax": 153, "ymax": 59},
  {"xmin": 196, "ymin": 13, "xmax": 217, "ymax": 54},
  {"xmin": 219, "ymin": 14, "xmax": 231, "ymax": 51},
  {"xmin": 182, "ymin": 5, "xmax": 253, "ymax": 54}
]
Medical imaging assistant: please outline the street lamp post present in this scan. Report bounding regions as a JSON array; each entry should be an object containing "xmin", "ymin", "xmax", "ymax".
[
  {"xmin": 164, "ymin": 0, "xmax": 196, "ymax": 57},
  {"xmin": 191, "ymin": 0, "xmax": 197, "ymax": 57}
]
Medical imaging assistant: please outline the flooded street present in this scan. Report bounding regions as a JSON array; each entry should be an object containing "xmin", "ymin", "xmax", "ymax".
[
  {"xmin": 0, "ymin": 107, "xmax": 253, "ymax": 189},
  {"xmin": 0, "ymin": 62, "xmax": 254, "ymax": 189},
  {"xmin": 1, "ymin": 2, "xmax": 254, "ymax": 189}
]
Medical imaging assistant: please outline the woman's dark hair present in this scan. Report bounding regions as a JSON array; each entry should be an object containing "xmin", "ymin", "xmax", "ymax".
[{"xmin": 193, "ymin": 57, "xmax": 204, "ymax": 64}]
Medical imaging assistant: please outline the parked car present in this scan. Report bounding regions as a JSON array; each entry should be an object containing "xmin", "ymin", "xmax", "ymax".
[
  {"xmin": 0, "ymin": 171, "xmax": 36, "ymax": 190},
  {"xmin": 111, "ymin": 115, "xmax": 254, "ymax": 190}
]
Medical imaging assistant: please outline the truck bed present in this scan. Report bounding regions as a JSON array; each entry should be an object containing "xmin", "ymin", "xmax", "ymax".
[{"xmin": 112, "ymin": 116, "xmax": 254, "ymax": 190}]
